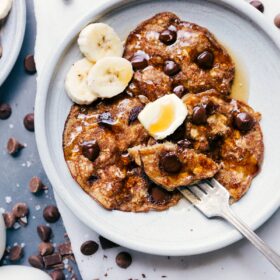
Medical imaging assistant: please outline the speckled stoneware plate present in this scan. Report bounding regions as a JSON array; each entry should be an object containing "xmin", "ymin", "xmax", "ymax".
[
  {"xmin": 0, "ymin": 0, "xmax": 26, "ymax": 87},
  {"xmin": 35, "ymin": 0, "xmax": 280, "ymax": 256}
]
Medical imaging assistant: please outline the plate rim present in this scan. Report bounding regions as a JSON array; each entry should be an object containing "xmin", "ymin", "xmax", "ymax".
[
  {"xmin": 35, "ymin": 0, "xmax": 280, "ymax": 256},
  {"xmin": 0, "ymin": 0, "xmax": 26, "ymax": 87}
]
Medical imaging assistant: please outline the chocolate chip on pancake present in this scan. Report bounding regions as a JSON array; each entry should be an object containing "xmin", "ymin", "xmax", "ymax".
[
  {"xmin": 196, "ymin": 50, "xmax": 214, "ymax": 69},
  {"xmin": 80, "ymin": 140, "xmax": 100, "ymax": 161},
  {"xmin": 130, "ymin": 51, "xmax": 149, "ymax": 70},
  {"xmin": 128, "ymin": 105, "xmax": 143, "ymax": 124},
  {"xmin": 172, "ymin": 85, "xmax": 186, "ymax": 98},
  {"xmin": 163, "ymin": 60, "xmax": 180, "ymax": 76},
  {"xmin": 159, "ymin": 29, "xmax": 177, "ymax": 45},
  {"xmin": 233, "ymin": 112, "xmax": 254, "ymax": 131},
  {"xmin": 177, "ymin": 139, "xmax": 192, "ymax": 150},
  {"xmin": 87, "ymin": 174, "xmax": 99, "ymax": 184},
  {"xmin": 192, "ymin": 106, "xmax": 207, "ymax": 125},
  {"xmin": 149, "ymin": 185, "xmax": 171, "ymax": 204},
  {"xmin": 160, "ymin": 151, "xmax": 182, "ymax": 174}
]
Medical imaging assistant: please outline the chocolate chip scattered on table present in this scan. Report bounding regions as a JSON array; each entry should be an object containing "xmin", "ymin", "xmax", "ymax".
[
  {"xmin": 80, "ymin": 240, "xmax": 99, "ymax": 256},
  {"xmin": 43, "ymin": 205, "xmax": 61, "ymax": 223},
  {"xmin": 115, "ymin": 252, "xmax": 132, "ymax": 269}
]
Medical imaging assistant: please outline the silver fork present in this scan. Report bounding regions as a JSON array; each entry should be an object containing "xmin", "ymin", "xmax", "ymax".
[{"xmin": 179, "ymin": 178, "xmax": 280, "ymax": 271}]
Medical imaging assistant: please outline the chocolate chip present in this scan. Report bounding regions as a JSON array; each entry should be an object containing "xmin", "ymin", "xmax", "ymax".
[
  {"xmin": 39, "ymin": 242, "xmax": 54, "ymax": 256},
  {"xmin": 159, "ymin": 29, "xmax": 177, "ymax": 45},
  {"xmin": 116, "ymin": 252, "xmax": 132, "ymax": 269},
  {"xmin": 80, "ymin": 240, "xmax": 99, "ymax": 256},
  {"xmin": 43, "ymin": 205, "xmax": 60, "ymax": 223},
  {"xmin": 50, "ymin": 270, "xmax": 65, "ymax": 280},
  {"xmin": 43, "ymin": 253, "xmax": 62, "ymax": 269},
  {"xmin": 28, "ymin": 255, "xmax": 44, "ymax": 269},
  {"xmin": 58, "ymin": 242, "xmax": 72, "ymax": 256},
  {"xmin": 23, "ymin": 113, "xmax": 34, "ymax": 131},
  {"xmin": 160, "ymin": 152, "xmax": 182, "ymax": 174},
  {"xmin": 172, "ymin": 85, "xmax": 186, "ymax": 98},
  {"xmin": 12, "ymin": 202, "xmax": 29, "ymax": 218},
  {"xmin": 130, "ymin": 52, "xmax": 148, "ymax": 70},
  {"xmin": 7, "ymin": 138, "xmax": 24, "ymax": 156},
  {"xmin": 234, "ymin": 112, "xmax": 254, "ymax": 131},
  {"xmin": 128, "ymin": 106, "xmax": 143, "ymax": 124},
  {"xmin": 274, "ymin": 14, "xmax": 280, "ymax": 28},
  {"xmin": 0, "ymin": 103, "xmax": 12, "ymax": 119},
  {"xmin": 163, "ymin": 60, "xmax": 181, "ymax": 76},
  {"xmin": 9, "ymin": 245, "xmax": 23, "ymax": 261},
  {"xmin": 29, "ymin": 176, "xmax": 44, "ymax": 194},
  {"xmin": 250, "ymin": 1, "xmax": 264, "ymax": 12},
  {"xmin": 177, "ymin": 139, "xmax": 192, "ymax": 150},
  {"xmin": 202, "ymin": 100, "xmax": 216, "ymax": 115},
  {"xmin": 87, "ymin": 174, "xmax": 99, "ymax": 184},
  {"xmin": 37, "ymin": 225, "xmax": 52, "ymax": 242},
  {"xmin": 149, "ymin": 184, "xmax": 171, "ymax": 204},
  {"xmin": 98, "ymin": 112, "xmax": 115, "ymax": 127},
  {"xmin": 3, "ymin": 212, "xmax": 16, "ymax": 229},
  {"xmin": 80, "ymin": 140, "xmax": 100, "ymax": 161},
  {"xmin": 192, "ymin": 106, "xmax": 207, "ymax": 125},
  {"xmin": 196, "ymin": 51, "xmax": 214, "ymax": 69},
  {"xmin": 24, "ymin": 54, "xmax": 37, "ymax": 74},
  {"xmin": 99, "ymin": 236, "xmax": 119, "ymax": 250}
]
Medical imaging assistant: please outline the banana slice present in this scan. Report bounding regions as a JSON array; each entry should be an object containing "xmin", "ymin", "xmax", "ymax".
[
  {"xmin": 65, "ymin": 58, "xmax": 98, "ymax": 105},
  {"xmin": 0, "ymin": 0, "xmax": 13, "ymax": 20},
  {"xmin": 78, "ymin": 23, "xmax": 123, "ymax": 62},
  {"xmin": 87, "ymin": 57, "xmax": 133, "ymax": 98}
]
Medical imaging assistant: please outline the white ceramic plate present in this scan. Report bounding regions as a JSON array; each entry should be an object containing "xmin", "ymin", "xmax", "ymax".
[
  {"xmin": 0, "ymin": 0, "xmax": 26, "ymax": 87},
  {"xmin": 35, "ymin": 0, "xmax": 280, "ymax": 256}
]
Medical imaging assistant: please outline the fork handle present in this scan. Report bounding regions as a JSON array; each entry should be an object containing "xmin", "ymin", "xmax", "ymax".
[{"xmin": 221, "ymin": 206, "xmax": 280, "ymax": 271}]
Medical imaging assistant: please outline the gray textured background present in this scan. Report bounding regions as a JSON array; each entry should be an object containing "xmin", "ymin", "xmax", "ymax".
[{"xmin": 0, "ymin": 0, "xmax": 81, "ymax": 278}]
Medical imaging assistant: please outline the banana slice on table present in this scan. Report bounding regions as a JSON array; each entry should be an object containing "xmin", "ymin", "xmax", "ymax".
[
  {"xmin": 78, "ymin": 23, "xmax": 123, "ymax": 62},
  {"xmin": 65, "ymin": 58, "xmax": 98, "ymax": 105},
  {"xmin": 87, "ymin": 57, "xmax": 133, "ymax": 98},
  {"xmin": 0, "ymin": 0, "xmax": 13, "ymax": 20}
]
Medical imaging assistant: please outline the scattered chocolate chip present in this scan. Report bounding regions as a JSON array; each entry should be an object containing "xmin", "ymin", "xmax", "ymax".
[
  {"xmin": 43, "ymin": 205, "xmax": 60, "ymax": 223},
  {"xmin": 274, "ymin": 14, "xmax": 280, "ymax": 28},
  {"xmin": 28, "ymin": 255, "xmax": 44, "ymax": 269},
  {"xmin": 149, "ymin": 184, "xmax": 171, "ymax": 204},
  {"xmin": 7, "ymin": 138, "xmax": 24, "ymax": 156},
  {"xmin": 3, "ymin": 212, "xmax": 16, "ymax": 229},
  {"xmin": 12, "ymin": 202, "xmax": 29, "ymax": 218},
  {"xmin": 160, "ymin": 152, "xmax": 182, "ymax": 174},
  {"xmin": 116, "ymin": 252, "xmax": 132, "ymax": 269},
  {"xmin": 163, "ymin": 60, "xmax": 180, "ymax": 76},
  {"xmin": 99, "ymin": 236, "xmax": 119, "ymax": 250},
  {"xmin": 9, "ymin": 245, "xmax": 23, "ymax": 261},
  {"xmin": 130, "ymin": 52, "xmax": 148, "ymax": 70},
  {"xmin": 0, "ymin": 103, "xmax": 12, "ymax": 119},
  {"xmin": 177, "ymin": 139, "xmax": 192, "ymax": 149},
  {"xmin": 159, "ymin": 29, "xmax": 177, "ymax": 45},
  {"xmin": 192, "ymin": 106, "xmax": 207, "ymax": 125},
  {"xmin": 80, "ymin": 240, "xmax": 99, "ymax": 256},
  {"xmin": 202, "ymin": 100, "xmax": 216, "ymax": 115},
  {"xmin": 24, "ymin": 54, "xmax": 37, "ymax": 74},
  {"xmin": 29, "ymin": 176, "xmax": 44, "ymax": 194},
  {"xmin": 23, "ymin": 113, "xmax": 34, "ymax": 131},
  {"xmin": 80, "ymin": 140, "xmax": 100, "ymax": 161},
  {"xmin": 172, "ymin": 85, "xmax": 186, "ymax": 98},
  {"xmin": 87, "ymin": 174, "xmax": 99, "ymax": 184},
  {"xmin": 128, "ymin": 106, "xmax": 143, "ymax": 124},
  {"xmin": 43, "ymin": 253, "xmax": 62, "ymax": 269},
  {"xmin": 50, "ymin": 270, "xmax": 65, "ymax": 280},
  {"xmin": 58, "ymin": 242, "xmax": 72, "ymax": 256},
  {"xmin": 234, "ymin": 112, "xmax": 254, "ymax": 131},
  {"xmin": 37, "ymin": 225, "xmax": 52, "ymax": 242},
  {"xmin": 39, "ymin": 242, "xmax": 54, "ymax": 256},
  {"xmin": 98, "ymin": 112, "xmax": 115, "ymax": 127},
  {"xmin": 196, "ymin": 51, "xmax": 214, "ymax": 69},
  {"xmin": 250, "ymin": 0, "xmax": 264, "ymax": 12}
]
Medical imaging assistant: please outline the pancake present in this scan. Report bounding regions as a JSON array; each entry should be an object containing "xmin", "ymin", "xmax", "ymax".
[
  {"xmin": 182, "ymin": 90, "xmax": 264, "ymax": 201},
  {"xmin": 124, "ymin": 12, "xmax": 235, "ymax": 101},
  {"xmin": 63, "ymin": 95, "xmax": 181, "ymax": 212}
]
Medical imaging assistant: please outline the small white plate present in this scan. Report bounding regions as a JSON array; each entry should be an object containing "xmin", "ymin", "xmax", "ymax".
[
  {"xmin": 35, "ymin": 0, "xmax": 280, "ymax": 256},
  {"xmin": 0, "ymin": 0, "xmax": 26, "ymax": 87}
]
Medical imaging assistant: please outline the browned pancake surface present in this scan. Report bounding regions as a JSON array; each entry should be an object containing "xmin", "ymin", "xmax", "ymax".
[{"xmin": 124, "ymin": 12, "xmax": 235, "ymax": 101}]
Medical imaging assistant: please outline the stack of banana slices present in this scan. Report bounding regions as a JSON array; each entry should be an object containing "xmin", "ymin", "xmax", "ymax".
[{"xmin": 65, "ymin": 23, "xmax": 134, "ymax": 104}]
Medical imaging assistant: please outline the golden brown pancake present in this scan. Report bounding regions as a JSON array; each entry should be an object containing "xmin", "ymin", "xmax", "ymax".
[{"xmin": 124, "ymin": 12, "xmax": 235, "ymax": 101}]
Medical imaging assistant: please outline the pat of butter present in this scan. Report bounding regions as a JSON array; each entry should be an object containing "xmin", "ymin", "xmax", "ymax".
[{"xmin": 138, "ymin": 94, "xmax": 188, "ymax": 140}]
